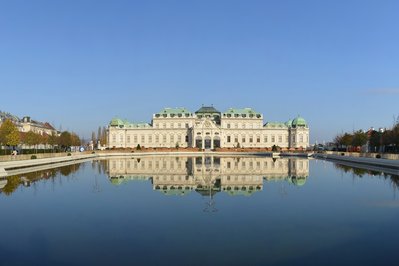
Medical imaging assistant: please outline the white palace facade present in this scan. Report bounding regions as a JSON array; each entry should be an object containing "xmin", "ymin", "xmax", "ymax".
[{"xmin": 107, "ymin": 106, "xmax": 309, "ymax": 149}]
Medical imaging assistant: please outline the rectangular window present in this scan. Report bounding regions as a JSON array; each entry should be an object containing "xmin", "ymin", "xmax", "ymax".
[
  {"xmin": 112, "ymin": 135, "xmax": 116, "ymax": 142},
  {"xmin": 227, "ymin": 124, "xmax": 230, "ymax": 129},
  {"xmin": 148, "ymin": 135, "xmax": 152, "ymax": 143},
  {"xmin": 163, "ymin": 135, "xmax": 167, "ymax": 142},
  {"xmin": 155, "ymin": 135, "xmax": 159, "ymax": 142},
  {"xmin": 134, "ymin": 135, "xmax": 137, "ymax": 143},
  {"xmin": 185, "ymin": 135, "xmax": 189, "ymax": 142},
  {"xmin": 227, "ymin": 136, "xmax": 231, "ymax": 142},
  {"xmin": 257, "ymin": 137, "xmax": 260, "ymax": 143},
  {"xmin": 249, "ymin": 136, "xmax": 253, "ymax": 143},
  {"xmin": 127, "ymin": 135, "xmax": 131, "ymax": 143},
  {"xmin": 185, "ymin": 123, "xmax": 189, "ymax": 128},
  {"xmin": 242, "ymin": 137, "xmax": 246, "ymax": 143},
  {"xmin": 141, "ymin": 135, "xmax": 145, "ymax": 143},
  {"xmin": 264, "ymin": 136, "xmax": 268, "ymax": 143},
  {"xmin": 278, "ymin": 135, "xmax": 282, "ymax": 142},
  {"xmin": 272, "ymin": 136, "xmax": 275, "ymax": 142},
  {"xmin": 235, "ymin": 137, "xmax": 238, "ymax": 143}
]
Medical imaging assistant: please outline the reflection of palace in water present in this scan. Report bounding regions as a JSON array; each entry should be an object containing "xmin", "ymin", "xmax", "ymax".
[{"xmin": 106, "ymin": 156, "xmax": 309, "ymax": 197}]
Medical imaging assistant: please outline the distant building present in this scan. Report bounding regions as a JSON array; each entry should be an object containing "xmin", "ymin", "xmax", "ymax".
[
  {"xmin": 0, "ymin": 111, "xmax": 58, "ymax": 136},
  {"xmin": 107, "ymin": 106, "xmax": 310, "ymax": 149}
]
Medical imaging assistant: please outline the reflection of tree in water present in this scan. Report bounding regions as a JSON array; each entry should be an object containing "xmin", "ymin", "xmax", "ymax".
[
  {"xmin": 1, "ymin": 175, "xmax": 22, "ymax": 195},
  {"xmin": 0, "ymin": 163, "xmax": 83, "ymax": 196},
  {"xmin": 59, "ymin": 164, "xmax": 81, "ymax": 177},
  {"xmin": 334, "ymin": 163, "xmax": 399, "ymax": 189},
  {"xmin": 95, "ymin": 160, "xmax": 108, "ymax": 175}
]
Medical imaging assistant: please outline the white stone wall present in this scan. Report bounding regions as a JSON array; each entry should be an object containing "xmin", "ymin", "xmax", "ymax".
[{"xmin": 108, "ymin": 128, "xmax": 191, "ymax": 148}]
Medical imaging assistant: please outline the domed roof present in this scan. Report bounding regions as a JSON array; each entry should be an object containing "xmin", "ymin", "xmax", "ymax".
[
  {"xmin": 195, "ymin": 105, "xmax": 220, "ymax": 114},
  {"xmin": 290, "ymin": 176, "xmax": 307, "ymax": 186},
  {"xmin": 285, "ymin": 120, "xmax": 293, "ymax": 127},
  {"xmin": 110, "ymin": 118, "xmax": 123, "ymax": 126},
  {"xmin": 291, "ymin": 116, "xmax": 307, "ymax": 127}
]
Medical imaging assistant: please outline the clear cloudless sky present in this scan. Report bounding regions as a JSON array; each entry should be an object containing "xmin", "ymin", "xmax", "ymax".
[{"xmin": 1, "ymin": 0, "xmax": 398, "ymax": 143}]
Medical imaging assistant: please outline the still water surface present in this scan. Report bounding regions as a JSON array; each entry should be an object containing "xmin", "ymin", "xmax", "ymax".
[{"xmin": 1, "ymin": 156, "xmax": 399, "ymax": 266}]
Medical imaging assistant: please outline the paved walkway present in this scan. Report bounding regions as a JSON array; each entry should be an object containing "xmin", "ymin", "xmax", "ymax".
[
  {"xmin": 314, "ymin": 153, "xmax": 399, "ymax": 169},
  {"xmin": 0, "ymin": 154, "xmax": 97, "ymax": 177}
]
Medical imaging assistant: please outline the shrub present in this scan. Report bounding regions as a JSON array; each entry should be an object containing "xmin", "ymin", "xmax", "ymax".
[
  {"xmin": 67, "ymin": 153, "xmax": 72, "ymax": 156},
  {"xmin": 136, "ymin": 144, "xmax": 141, "ymax": 150},
  {"xmin": 31, "ymin": 155, "xmax": 37, "ymax": 159},
  {"xmin": 272, "ymin": 145, "xmax": 280, "ymax": 152},
  {"xmin": 91, "ymin": 151, "xmax": 95, "ymax": 154},
  {"xmin": 341, "ymin": 153, "xmax": 345, "ymax": 156},
  {"xmin": 376, "ymin": 154, "xmax": 381, "ymax": 159}
]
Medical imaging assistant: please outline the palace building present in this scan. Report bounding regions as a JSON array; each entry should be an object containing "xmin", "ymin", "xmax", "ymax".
[{"xmin": 107, "ymin": 106, "xmax": 309, "ymax": 149}]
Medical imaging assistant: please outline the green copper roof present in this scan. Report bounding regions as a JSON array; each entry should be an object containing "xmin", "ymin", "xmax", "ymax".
[
  {"xmin": 290, "ymin": 176, "xmax": 307, "ymax": 186},
  {"xmin": 223, "ymin": 108, "xmax": 261, "ymax": 116},
  {"xmin": 125, "ymin": 122, "xmax": 151, "ymax": 128},
  {"xmin": 292, "ymin": 116, "xmax": 307, "ymax": 127},
  {"xmin": 225, "ymin": 189, "xmax": 256, "ymax": 196},
  {"xmin": 110, "ymin": 118, "xmax": 124, "ymax": 126},
  {"xmin": 264, "ymin": 122, "xmax": 288, "ymax": 128},
  {"xmin": 109, "ymin": 175, "xmax": 150, "ymax": 185},
  {"xmin": 109, "ymin": 118, "xmax": 151, "ymax": 128},
  {"xmin": 160, "ymin": 189, "xmax": 191, "ymax": 196},
  {"xmin": 285, "ymin": 120, "xmax": 293, "ymax": 127},
  {"xmin": 156, "ymin": 107, "xmax": 192, "ymax": 115},
  {"xmin": 195, "ymin": 106, "xmax": 220, "ymax": 114}
]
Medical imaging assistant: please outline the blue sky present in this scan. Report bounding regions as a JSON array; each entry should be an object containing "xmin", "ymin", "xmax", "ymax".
[{"xmin": 1, "ymin": 0, "xmax": 398, "ymax": 143}]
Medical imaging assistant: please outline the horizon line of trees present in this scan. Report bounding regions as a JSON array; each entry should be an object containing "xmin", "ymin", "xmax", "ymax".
[
  {"xmin": 0, "ymin": 119, "xmax": 82, "ymax": 154},
  {"xmin": 333, "ymin": 121, "xmax": 399, "ymax": 153}
]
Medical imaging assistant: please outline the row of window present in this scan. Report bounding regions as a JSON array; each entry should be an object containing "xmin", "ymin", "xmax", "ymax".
[
  {"xmin": 111, "ymin": 133, "xmax": 308, "ymax": 144},
  {"xmin": 152, "ymin": 122, "xmax": 264, "ymax": 129},
  {"xmin": 224, "ymin": 123, "xmax": 262, "ymax": 129},
  {"xmin": 223, "ymin": 114, "xmax": 262, "ymax": 118},
  {"xmin": 110, "ymin": 159, "xmax": 307, "ymax": 171},
  {"xmin": 153, "ymin": 123, "xmax": 190, "ymax": 129},
  {"xmin": 112, "ymin": 134, "xmax": 189, "ymax": 144},
  {"xmin": 226, "ymin": 135, "xmax": 290, "ymax": 144},
  {"xmin": 154, "ymin": 113, "xmax": 192, "ymax": 118}
]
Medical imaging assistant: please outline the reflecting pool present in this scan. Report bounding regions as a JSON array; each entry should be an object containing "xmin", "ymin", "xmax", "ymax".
[{"xmin": 1, "ymin": 156, "xmax": 399, "ymax": 266}]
